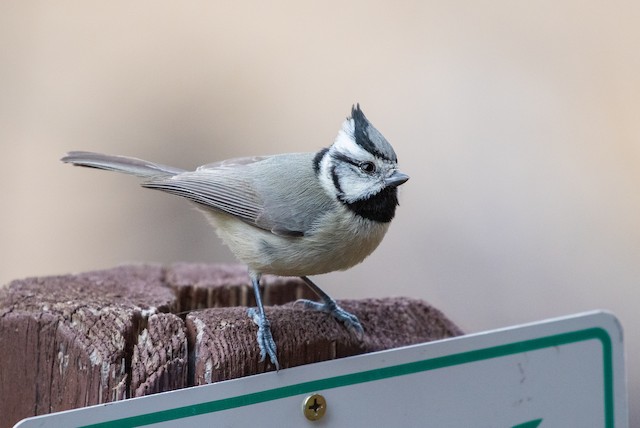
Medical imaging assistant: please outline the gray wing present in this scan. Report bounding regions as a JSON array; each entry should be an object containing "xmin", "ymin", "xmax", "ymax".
[
  {"xmin": 142, "ymin": 153, "xmax": 331, "ymax": 236},
  {"xmin": 142, "ymin": 168, "xmax": 265, "ymax": 226}
]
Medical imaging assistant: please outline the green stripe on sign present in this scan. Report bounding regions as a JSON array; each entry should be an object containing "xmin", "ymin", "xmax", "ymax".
[
  {"xmin": 83, "ymin": 327, "xmax": 614, "ymax": 428},
  {"xmin": 512, "ymin": 418, "xmax": 543, "ymax": 428}
]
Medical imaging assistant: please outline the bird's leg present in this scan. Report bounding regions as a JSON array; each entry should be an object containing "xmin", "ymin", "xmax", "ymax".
[
  {"xmin": 247, "ymin": 273, "xmax": 280, "ymax": 370},
  {"xmin": 297, "ymin": 276, "xmax": 364, "ymax": 337}
]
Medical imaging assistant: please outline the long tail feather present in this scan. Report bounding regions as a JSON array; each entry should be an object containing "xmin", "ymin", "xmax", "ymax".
[{"xmin": 61, "ymin": 151, "xmax": 185, "ymax": 178}]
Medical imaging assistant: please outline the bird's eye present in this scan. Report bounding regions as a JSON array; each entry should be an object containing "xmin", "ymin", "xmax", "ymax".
[{"xmin": 359, "ymin": 161, "xmax": 376, "ymax": 174}]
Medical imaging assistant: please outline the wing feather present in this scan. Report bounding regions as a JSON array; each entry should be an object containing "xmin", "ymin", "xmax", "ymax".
[
  {"xmin": 141, "ymin": 152, "xmax": 331, "ymax": 236},
  {"xmin": 142, "ymin": 170, "xmax": 264, "ymax": 225}
]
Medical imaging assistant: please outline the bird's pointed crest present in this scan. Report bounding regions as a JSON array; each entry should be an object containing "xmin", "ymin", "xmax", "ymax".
[{"xmin": 348, "ymin": 104, "xmax": 397, "ymax": 162}]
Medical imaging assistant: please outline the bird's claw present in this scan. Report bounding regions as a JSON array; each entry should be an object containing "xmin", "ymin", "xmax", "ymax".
[
  {"xmin": 296, "ymin": 298, "xmax": 365, "ymax": 337},
  {"xmin": 247, "ymin": 308, "xmax": 280, "ymax": 370}
]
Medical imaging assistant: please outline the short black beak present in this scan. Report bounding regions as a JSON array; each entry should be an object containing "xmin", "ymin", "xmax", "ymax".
[{"xmin": 384, "ymin": 171, "xmax": 409, "ymax": 188}]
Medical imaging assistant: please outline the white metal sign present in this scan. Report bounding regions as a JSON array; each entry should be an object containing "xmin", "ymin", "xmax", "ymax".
[{"xmin": 15, "ymin": 311, "xmax": 627, "ymax": 427}]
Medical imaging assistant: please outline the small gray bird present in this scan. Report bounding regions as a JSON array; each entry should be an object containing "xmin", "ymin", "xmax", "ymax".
[{"xmin": 61, "ymin": 105, "xmax": 409, "ymax": 369}]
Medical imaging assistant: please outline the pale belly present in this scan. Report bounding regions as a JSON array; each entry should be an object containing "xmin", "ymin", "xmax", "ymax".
[{"xmin": 202, "ymin": 208, "xmax": 390, "ymax": 277}]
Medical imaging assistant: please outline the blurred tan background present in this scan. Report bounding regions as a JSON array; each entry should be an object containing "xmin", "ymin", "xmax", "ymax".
[{"xmin": 1, "ymin": 0, "xmax": 638, "ymax": 422}]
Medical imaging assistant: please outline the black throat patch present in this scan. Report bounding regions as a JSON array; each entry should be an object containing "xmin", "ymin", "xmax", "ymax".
[{"xmin": 342, "ymin": 186, "xmax": 399, "ymax": 223}]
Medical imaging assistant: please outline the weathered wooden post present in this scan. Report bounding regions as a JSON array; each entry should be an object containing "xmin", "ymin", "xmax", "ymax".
[{"xmin": 0, "ymin": 263, "xmax": 462, "ymax": 428}]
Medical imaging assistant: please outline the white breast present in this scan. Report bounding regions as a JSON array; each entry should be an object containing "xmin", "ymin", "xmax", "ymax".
[{"xmin": 201, "ymin": 206, "xmax": 390, "ymax": 277}]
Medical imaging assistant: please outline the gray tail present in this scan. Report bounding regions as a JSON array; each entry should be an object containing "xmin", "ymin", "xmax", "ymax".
[{"xmin": 61, "ymin": 151, "xmax": 186, "ymax": 178}]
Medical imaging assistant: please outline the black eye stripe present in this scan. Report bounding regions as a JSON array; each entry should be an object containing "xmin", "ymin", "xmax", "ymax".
[
  {"xmin": 330, "ymin": 152, "xmax": 361, "ymax": 167},
  {"xmin": 333, "ymin": 153, "xmax": 376, "ymax": 174},
  {"xmin": 331, "ymin": 152, "xmax": 381, "ymax": 174}
]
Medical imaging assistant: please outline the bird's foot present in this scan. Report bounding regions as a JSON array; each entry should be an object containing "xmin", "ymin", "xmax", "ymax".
[
  {"xmin": 247, "ymin": 308, "xmax": 280, "ymax": 370},
  {"xmin": 296, "ymin": 298, "xmax": 364, "ymax": 337}
]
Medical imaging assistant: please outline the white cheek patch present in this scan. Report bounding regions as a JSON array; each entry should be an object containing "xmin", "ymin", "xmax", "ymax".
[
  {"xmin": 319, "ymin": 118, "xmax": 390, "ymax": 204},
  {"xmin": 337, "ymin": 174, "xmax": 379, "ymax": 203}
]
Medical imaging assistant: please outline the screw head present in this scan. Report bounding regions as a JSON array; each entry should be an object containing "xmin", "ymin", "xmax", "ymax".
[{"xmin": 302, "ymin": 393, "xmax": 327, "ymax": 421}]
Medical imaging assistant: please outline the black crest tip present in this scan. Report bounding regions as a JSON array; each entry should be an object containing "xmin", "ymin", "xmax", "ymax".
[
  {"xmin": 350, "ymin": 103, "xmax": 367, "ymax": 122},
  {"xmin": 346, "ymin": 103, "xmax": 397, "ymax": 162}
]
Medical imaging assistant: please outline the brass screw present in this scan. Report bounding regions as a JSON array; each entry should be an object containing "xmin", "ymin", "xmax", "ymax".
[{"xmin": 302, "ymin": 393, "xmax": 327, "ymax": 421}]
